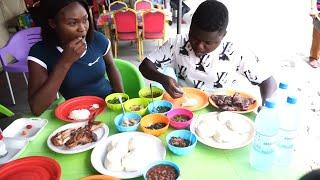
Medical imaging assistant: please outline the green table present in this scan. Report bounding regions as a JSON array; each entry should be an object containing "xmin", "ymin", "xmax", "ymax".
[{"xmin": 20, "ymin": 107, "xmax": 305, "ymax": 180}]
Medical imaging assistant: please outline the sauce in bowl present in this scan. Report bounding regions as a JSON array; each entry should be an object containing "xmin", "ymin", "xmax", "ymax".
[{"xmin": 146, "ymin": 164, "xmax": 178, "ymax": 180}]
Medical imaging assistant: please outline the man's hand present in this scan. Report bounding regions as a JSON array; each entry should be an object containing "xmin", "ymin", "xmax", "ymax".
[{"xmin": 160, "ymin": 76, "xmax": 184, "ymax": 98}]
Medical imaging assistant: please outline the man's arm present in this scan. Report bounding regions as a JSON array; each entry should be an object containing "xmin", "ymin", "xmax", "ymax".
[
  {"xmin": 139, "ymin": 58, "xmax": 183, "ymax": 98},
  {"xmin": 258, "ymin": 76, "xmax": 277, "ymax": 105}
]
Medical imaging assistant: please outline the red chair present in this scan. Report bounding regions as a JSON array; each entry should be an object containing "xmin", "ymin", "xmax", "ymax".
[
  {"xmin": 113, "ymin": 8, "xmax": 141, "ymax": 60},
  {"xmin": 141, "ymin": 10, "xmax": 165, "ymax": 58},
  {"xmin": 134, "ymin": 0, "xmax": 152, "ymax": 11}
]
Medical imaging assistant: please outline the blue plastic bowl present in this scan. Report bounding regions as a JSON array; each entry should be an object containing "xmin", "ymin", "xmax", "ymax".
[
  {"xmin": 147, "ymin": 100, "xmax": 173, "ymax": 114},
  {"xmin": 166, "ymin": 130, "xmax": 197, "ymax": 156},
  {"xmin": 114, "ymin": 112, "xmax": 141, "ymax": 132},
  {"xmin": 143, "ymin": 160, "xmax": 180, "ymax": 180}
]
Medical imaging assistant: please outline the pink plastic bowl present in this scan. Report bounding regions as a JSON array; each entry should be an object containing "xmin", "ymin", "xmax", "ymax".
[{"xmin": 167, "ymin": 108, "xmax": 193, "ymax": 129}]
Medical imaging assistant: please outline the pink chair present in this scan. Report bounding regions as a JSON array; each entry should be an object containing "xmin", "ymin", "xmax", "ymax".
[
  {"xmin": 0, "ymin": 27, "xmax": 41, "ymax": 104},
  {"xmin": 141, "ymin": 10, "xmax": 165, "ymax": 58},
  {"xmin": 113, "ymin": 8, "xmax": 141, "ymax": 60},
  {"xmin": 134, "ymin": 0, "xmax": 152, "ymax": 11}
]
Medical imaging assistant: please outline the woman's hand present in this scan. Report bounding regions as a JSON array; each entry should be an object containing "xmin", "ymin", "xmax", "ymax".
[
  {"xmin": 61, "ymin": 37, "xmax": 87, "ymax": 65},
  {"xmin": 160, "ymin": 76, "xmax": 184, "ymax": 98}
]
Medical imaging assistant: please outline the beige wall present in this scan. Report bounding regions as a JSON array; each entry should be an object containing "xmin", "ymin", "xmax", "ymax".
[{"xmin": 0, "ymin": 0, "xmax": 27, "ymax": 69}]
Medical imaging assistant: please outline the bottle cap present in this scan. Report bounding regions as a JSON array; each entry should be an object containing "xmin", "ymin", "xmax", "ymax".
[
  {"xmin": 279, "ymin": 82, "xmax": 288, "ymax": 89},
  {"xmin": 265, "ymin": 99, "xmax": 276, "ymax": 108},
  {"xmin": 287, "ymin": 96, "xmax": 297, "ymax": 104}
]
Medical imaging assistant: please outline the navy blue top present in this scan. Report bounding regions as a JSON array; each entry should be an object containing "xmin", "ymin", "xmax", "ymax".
[{"xmin": 28, "ymin": 31, "xmax": 112, "ymax": 99}]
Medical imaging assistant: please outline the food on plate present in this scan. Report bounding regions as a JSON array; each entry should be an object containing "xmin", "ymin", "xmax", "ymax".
[
  {"xmin": 26, "ymin": 124, "xmax": 33, "ymax": 129},
  {"xmin": 104, "ymin": 135, "xmax": 159, "ymax": 172},
  {"xmin": 130, "ymin": 104, "xmax": 145, "ymax": 111},
  {"xmin": 144, "ymin": 92, "xmax": 162, "ymax": 98},
  {"xmin": 195, "ymin": 119, "xmax": 218, "ymax": 138},
  {"xmin": 68, "ymin": 109, "xmax": 91, "ymax": 121},
  {"xmin": 212, "ymin": 126, "xmax": 236, "ymax": 143},
  {"xmin": 169, "ymin": 136, "xmax": 190, "ymax": 147},
  {"xmin": 90, "ymin": 103, "xmax": 100, "ymax": 110},
  {"xmin": 210, "ymin": 92, "xmax": 256, "ymax": 111},
  {"xmin": 146, "ymin": 122, "xmax": 167, "ymax": 130},
  {"xmin": 146, "ymin": 164, "xmax": 179, "ymax": 180},
  {"xmin": 155, "ymin": 106, "xmax": 171, "ymax": 113},
  {"xmin": 50, "ymin": 121, "xmax": 103, "ymax": 148},
  {"xmin": 121, "ymin": 119, "xmax": 139, "ymax": 127},
  {"xmin": 181, "ymin": 97, "xmax": 198, "ymax": 107},
  {"xmin": 226, "ymin": 119, "xmax": 251, "ymax": 134},
  {"xmin": 107, "ymin": 97, "xmax": 128, "ymax": 104},
  {"xmin": 171, "ymin": 114, "xmax": 190, "ymax": 122},
  {"xmin": 21, "ymin": 130, "xmax": 28, "ymax": 136}
]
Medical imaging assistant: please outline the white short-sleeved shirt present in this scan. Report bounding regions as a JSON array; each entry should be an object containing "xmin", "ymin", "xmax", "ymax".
[{"xmin": 146, "ymin": 34, "xmax": 272, "ymax": 92}]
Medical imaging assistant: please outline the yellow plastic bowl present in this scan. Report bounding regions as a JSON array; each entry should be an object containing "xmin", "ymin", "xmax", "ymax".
[
  {"xmin": 138, "ymin": 86, "xmax": 164, "ymax": 102},
  {"xmin": 105, "ymin": 93, "xmax": 129, "ymax": 111},
  {"xmin": 124, "ymin": 98, "xmax": 149, "ymax": 116},
  {"xmin": 140, "ymin": 114, "xmax": 169, "ymax": 137}
]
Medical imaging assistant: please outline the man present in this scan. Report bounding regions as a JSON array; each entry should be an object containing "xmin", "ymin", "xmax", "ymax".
[{"xmin": 139, "ymin": 0, "xmax": 276, "ymax": 105}]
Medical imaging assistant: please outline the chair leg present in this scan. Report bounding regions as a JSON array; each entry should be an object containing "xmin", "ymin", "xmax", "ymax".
[
  {"xmin": 23, "ymin": 72, "xmax": 28, "ymax": 85},
  {"xmin": 114, "ymin": 41, "xmax": 118, "ymax": 58},
  {"xmin": 4, "ymin": 72, "xmax": 15, "ymax": 105},
  {"xmin": 140, "ymin": 40, "xmax": 144, "ymax": 61},
  {"xmin": 138, "ymin": 39, "xmax": 142, "ymax": 61}
]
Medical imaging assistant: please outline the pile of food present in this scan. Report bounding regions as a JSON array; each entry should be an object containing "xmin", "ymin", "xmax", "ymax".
[
  {"xmin": 130, "ymin": 105, "xmax": 145, "ymax": 111},
  {"xmin": 195, "ymin": 112, "xmax": 251, "ymax": 144},
  {"xmin": 146, "ymin": 123, "xmax": 167, "ymax": 130},
  {"xmin": 121, "ymin": 119, "xmax": 139, "ymax": 127},
  {"xmin": 169, "ymin": 137, "xmax": 190, "ymax": 147},
  {"xmin": 146, "ymin": 164, "xmax": 178, "ymax": 180},
  {"xmin": 155, "ymin": 106, "xmax": 171, "ymax": 113},
  {"xmin": 144, "ymin": 92, "xmax": 162, "ymax": 98},
  {"xmin": 68, "ymin": 109, "xmax": 91, "ymax": 121},
  {"xmin": 50, "ymin": 121, "xmax": 103, "ymax": 148},
  {"xmin": 107, "ymin": 97, "xmax": 128, "ymax": 104},
  {"xmin": 171, "ymin": 114, "xmax": 190, "ymax": 122},
  {"xmin": 210, "ymin": 92, "xmax": 256, "ymax": 111},
  {"xmin": 104, "ymin": 135, "xmax": 159, "ymax": 172}
]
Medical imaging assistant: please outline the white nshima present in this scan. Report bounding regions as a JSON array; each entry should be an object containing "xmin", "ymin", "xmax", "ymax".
[{"xmin": 68, "ymin": 109, "xmax": 90, "ymax": 121}]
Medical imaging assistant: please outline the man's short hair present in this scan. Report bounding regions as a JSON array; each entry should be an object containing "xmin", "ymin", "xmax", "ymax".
[{"xmin": 191, "ymin": 0, "xmax": 229, "ymax": 33}]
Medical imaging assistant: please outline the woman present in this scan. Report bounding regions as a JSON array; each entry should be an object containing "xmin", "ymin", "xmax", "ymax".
[
  {"xmin": 310, "ymin": 0, "xmax": 320, "ymax": 68},
  {"xmin": 27, "ymin": 0, "xmax": 124, "ymax": 116}
]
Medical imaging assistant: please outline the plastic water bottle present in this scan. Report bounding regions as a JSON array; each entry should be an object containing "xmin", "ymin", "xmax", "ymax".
[
  {"xmin": 250, "ymin": 99, "xmax": 279, "ymax": 171},
  {"xmin": 276, "ymin": 96, "xmax": 299, "ymax": 166},
  {"xmin": 272, "ymin": 82, "xmax": 289, "ymax": 109},
  {"xmin": 0, "ymin": 130, "xmax": 7, "ymax": 157}
]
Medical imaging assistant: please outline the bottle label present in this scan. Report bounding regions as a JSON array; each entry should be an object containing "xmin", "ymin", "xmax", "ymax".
[
  {"xmin": 278, "ymin": 128, "xmax": 297, "ymax": 148},
  {"xmin": 253, "ymin": 132, "xmax": 277, "ymax": 154}
]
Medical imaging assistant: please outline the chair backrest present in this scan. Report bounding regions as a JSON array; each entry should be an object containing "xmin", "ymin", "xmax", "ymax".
[
  {"xmin": 109, "ymin": 1, "xmax": 127, "ymax": 11},
  {"xmin": 114, "ymin": 59, "xmax": 145, "ymax": 98},
  {"xmin": 0, "ymin": 27, "xmax": 41, "ymax": 67},
  {"xmin": 134, "ymin": 0, "xmax": 152, "ymax": 11},
  {"xmin": 113, "ymin": 8, "xmax": 137, "ymax": 33},
  {"xmin": 142, "ymin": 10, "xmax": 165, "ymax": 34}
]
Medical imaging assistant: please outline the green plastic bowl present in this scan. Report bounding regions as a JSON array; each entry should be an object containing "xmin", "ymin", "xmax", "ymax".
[
  {"xmin": 138, "ymin": 86, "xmax": 164, "ymax": 102},
  {"xmin": 105, "ymin": 93, "xmax": 129, "ymax": 111},
  {"xmin": 124, "ymin": 98, "xmax": 149, "ymax": 116}
]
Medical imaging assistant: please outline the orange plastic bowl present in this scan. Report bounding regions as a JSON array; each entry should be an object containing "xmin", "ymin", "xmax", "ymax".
[{"xmin": 140, "ymin": 114, "xmax": 170, "ymax": 137}]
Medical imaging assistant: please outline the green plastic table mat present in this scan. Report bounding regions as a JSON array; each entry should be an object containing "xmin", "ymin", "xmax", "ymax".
[{"xmin": 19, "ymin": 106, "xmax": 305, "ymax": 180}]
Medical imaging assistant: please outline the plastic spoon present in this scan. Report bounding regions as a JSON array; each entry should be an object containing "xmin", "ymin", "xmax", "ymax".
[
  {"xmin": 150, "ymin": 84, "xmax": 155, "ymax": 112},
  {"xmin": 118, "ymin": 96, "xmax": 126, "ymax": 122}
]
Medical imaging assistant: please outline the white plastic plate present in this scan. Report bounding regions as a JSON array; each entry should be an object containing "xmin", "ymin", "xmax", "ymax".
[
  {"xmin": 91, "ymin": 132, "xmax": 166, "ymax": 179},
  {"xmin": 0, "ymin": 137, "xmax": 28, "ymax": 164},
  {"xmin": 47, "ymin": 121, "xmax": 109, "ymax": 154},
  {"xmin": 3, "ymin": 118, "xmax": 48, "ymax": 141}
]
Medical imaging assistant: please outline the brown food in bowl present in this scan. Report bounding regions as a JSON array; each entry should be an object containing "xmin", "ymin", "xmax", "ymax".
[
  {"xmin": 155, "ymin": 106, "xmax": 171, "ymax": 113},
  {"xmin": 169, "ymin": 136, "xmax": 190, "ymax": 147},
  {"xmin": 146, "ymin": 164, "xmax": 178, "ymax": 180},
  {"xmin": 130, "ymin": 104, "xmax": 145, "ymax": 111},
  {"xmin": 171, "ymin": 114, "xmax": 190, "ymax": 122},
  {"xmin": 121, "ymin": 119, "xmax": 138, "ymax": 127},
  {"xmin": 211, "ymin": 92, "xmax": 256, "ymax": 111},
  {"xmin": 107, "ymin": 97, "xmax": 128, "ymax": 104},
  {"xmin": 146, "ymin": 122, "xmax": 167, "ymax": 130},
  {"xmin": 144, "ymin": 92, "xmax": 162, "ymax": 98}
]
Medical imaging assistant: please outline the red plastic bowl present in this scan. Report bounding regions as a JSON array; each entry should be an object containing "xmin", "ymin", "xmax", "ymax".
[
  {"xmin": 167, "ymin": 108, "xmax": 193, "ymax": 129},
  {"xmin": 55, "ymin": 96, "xmax": 106, "ymax": 122},
  {"xmin": 0, "ymin": 156, "xmax": 61, "ymax": 180}
]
